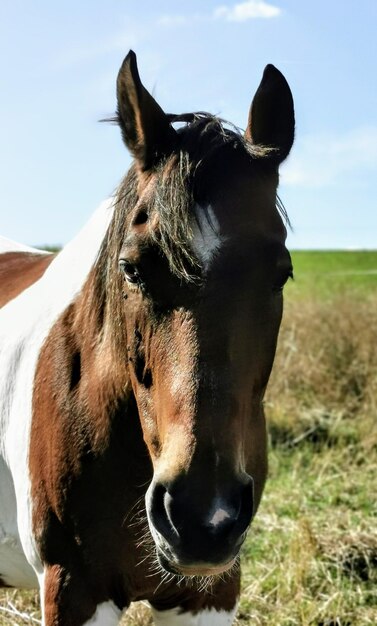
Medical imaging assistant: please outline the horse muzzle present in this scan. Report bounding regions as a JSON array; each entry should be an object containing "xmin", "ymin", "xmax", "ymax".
[{"xmin": 145, "ymin": 474, "xmax": 254, "ymax": 576}]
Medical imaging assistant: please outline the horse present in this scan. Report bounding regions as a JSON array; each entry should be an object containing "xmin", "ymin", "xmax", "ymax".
[{"xmin": 0, "ymin": 50, "xmax": 294, "ymax": 625}]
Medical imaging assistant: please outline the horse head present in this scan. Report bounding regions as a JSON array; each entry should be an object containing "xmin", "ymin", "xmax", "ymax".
[{"xmin": 110, "ymin": 51, "xmax": 294, "ymax": 577}]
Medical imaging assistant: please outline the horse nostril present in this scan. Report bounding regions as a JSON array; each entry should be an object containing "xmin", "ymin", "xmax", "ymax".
[
  {"xmin": 236, "ymin": 477, "xmax": 254, "ymax": 536},
  {"xmin": 163, "ymin": 490, "xmax": 180, "ymax": 533},
  {"xmin": 147, "ymin": 482, "xmax": 180, "ymax": 547}
]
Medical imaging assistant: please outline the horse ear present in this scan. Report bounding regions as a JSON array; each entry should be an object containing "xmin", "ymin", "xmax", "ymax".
[
  {"xmin": 116, "ymin": 50, "xmax": 178, "ymax": 170},
  {"xmin": 245, "ymin": 64, "xmax": 295, "ymax": 164}
]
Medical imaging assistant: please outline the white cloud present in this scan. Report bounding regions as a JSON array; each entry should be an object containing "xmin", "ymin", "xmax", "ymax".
[
  {"xmin": 157, "ymin": 1, "xmax": 282, "ymax": 29},
  {"xmin": 214, "ymin": 1, "xmax": 282, "ymax": 21},
  {"xmin": 281, "ymin": 127, "xmax": 377, "ymax": 188}
]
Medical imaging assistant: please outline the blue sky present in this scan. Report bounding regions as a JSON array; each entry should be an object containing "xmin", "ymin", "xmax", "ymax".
[{"xmin": 1, "ymin": 0, "xmax": 376, "ymax": 249}]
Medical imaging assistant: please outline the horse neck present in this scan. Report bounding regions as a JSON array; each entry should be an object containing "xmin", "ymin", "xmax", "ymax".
[{"xmin": 66, "ymin": 266, "xmax": 131, "ymax": 433}]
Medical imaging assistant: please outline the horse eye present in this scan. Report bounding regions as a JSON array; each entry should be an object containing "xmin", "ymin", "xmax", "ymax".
[{"xmin": 119, "ymin": 259, "xmax": 140, "ymax": 284}]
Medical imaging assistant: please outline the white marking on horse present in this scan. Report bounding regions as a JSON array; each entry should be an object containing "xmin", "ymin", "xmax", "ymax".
[
  {"xmin": 191, "ymin": 204, "xmax": 222, "ymax": 271},
  {"xmin": 0, "ymin": 236, "xmax": 48, "ymax": 255},
  {"xmin": 83, "ymin": 601, "xmax": 121, "ymax": 626},
  {"xmin": 0, "ymin": 198, "xmax": 115, "ymax": 587},
  {"xmin": 209, "ymin": 507, "xmax": 231, "ymax": 527},
  {"xmin": 152, "ymin": 606, "xmax": 237, "ymax": 625}
]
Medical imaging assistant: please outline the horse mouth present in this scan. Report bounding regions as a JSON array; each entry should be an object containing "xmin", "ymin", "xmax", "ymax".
[{"xmin": 157, "ymin": 549, "xmax": 237, "ymax": 578}]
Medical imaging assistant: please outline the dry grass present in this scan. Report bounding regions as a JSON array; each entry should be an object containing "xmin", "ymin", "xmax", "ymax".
[
  {"xmin": 0, "ymin": 589, "xmax": 40, "ymax": 625},
  {"xmin": 267, "ymin": 294, "xmax": 377, "ymax": 449},
  {"xmin": 234, "ymin": 292, "xmax": 377, "ymax": 625},
  {"xmin": 1, "ymin": 291, "xmax": 376, "ymax": 625}
]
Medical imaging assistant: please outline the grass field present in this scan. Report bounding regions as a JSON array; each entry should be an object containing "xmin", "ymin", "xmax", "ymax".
[
  {"xmin": 287, "ymin": 250, "xmax": 377, "ymax": 297},
  {"xmin": 1, "ymin": 251, "xmax": 376, "ymax": 625}
]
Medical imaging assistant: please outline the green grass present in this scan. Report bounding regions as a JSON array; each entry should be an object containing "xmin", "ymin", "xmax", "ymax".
[
  {"xmin": 237, "ymin": 443, "xmax": 377, "ymax": 625},
  {"xmin": 245, "ymin": 252, "xmax": 377, "ymax": 625},
  {"xmin": 287, "ymin": 250, "xmax": 377, "ymax": 298},
  {"xmin": 1, "ymin": 251, "xmax": 377, "ymax": 625}
]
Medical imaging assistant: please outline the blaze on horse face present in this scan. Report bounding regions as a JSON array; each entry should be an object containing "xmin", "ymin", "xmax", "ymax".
[{"xmin": 116, "ymin": 51, "xmax": 294, "ymax": 577}]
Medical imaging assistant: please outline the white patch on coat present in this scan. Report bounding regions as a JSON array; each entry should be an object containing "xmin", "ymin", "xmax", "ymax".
[
  {"xmin": 0, "ymin": 457, "xmax": 37, "ymax": 587},
  {"xmin": 152, "ymin": 606, "xmax": 237, "ymax": 625},
  {"xmin": 83, "ymin": 601, "xmax": 121, "ymax": 626},
  {"xmin": 0, "ymin": 236, "xmax": 49, "ymax": 255},
  {"xmin": 191, "ymin": 205, "xmax": 222, "ymax": 271},
  {"xmin": 0, "ymin": 198, "xmax": 115, "ymax": 587},
  {"xmin": 209, "ymin": 507, "xmax": 231, "ymax": 527}
]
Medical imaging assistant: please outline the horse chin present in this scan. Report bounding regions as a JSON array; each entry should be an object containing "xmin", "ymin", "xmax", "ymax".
[{"xmin": 156, "ymin": 549, "xmax": 237, "ymax": 578}]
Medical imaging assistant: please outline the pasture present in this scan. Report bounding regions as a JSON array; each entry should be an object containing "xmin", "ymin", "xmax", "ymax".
[{"xmin": 1, "ymin": 250, "xmax": 376, "ymax": 625}]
